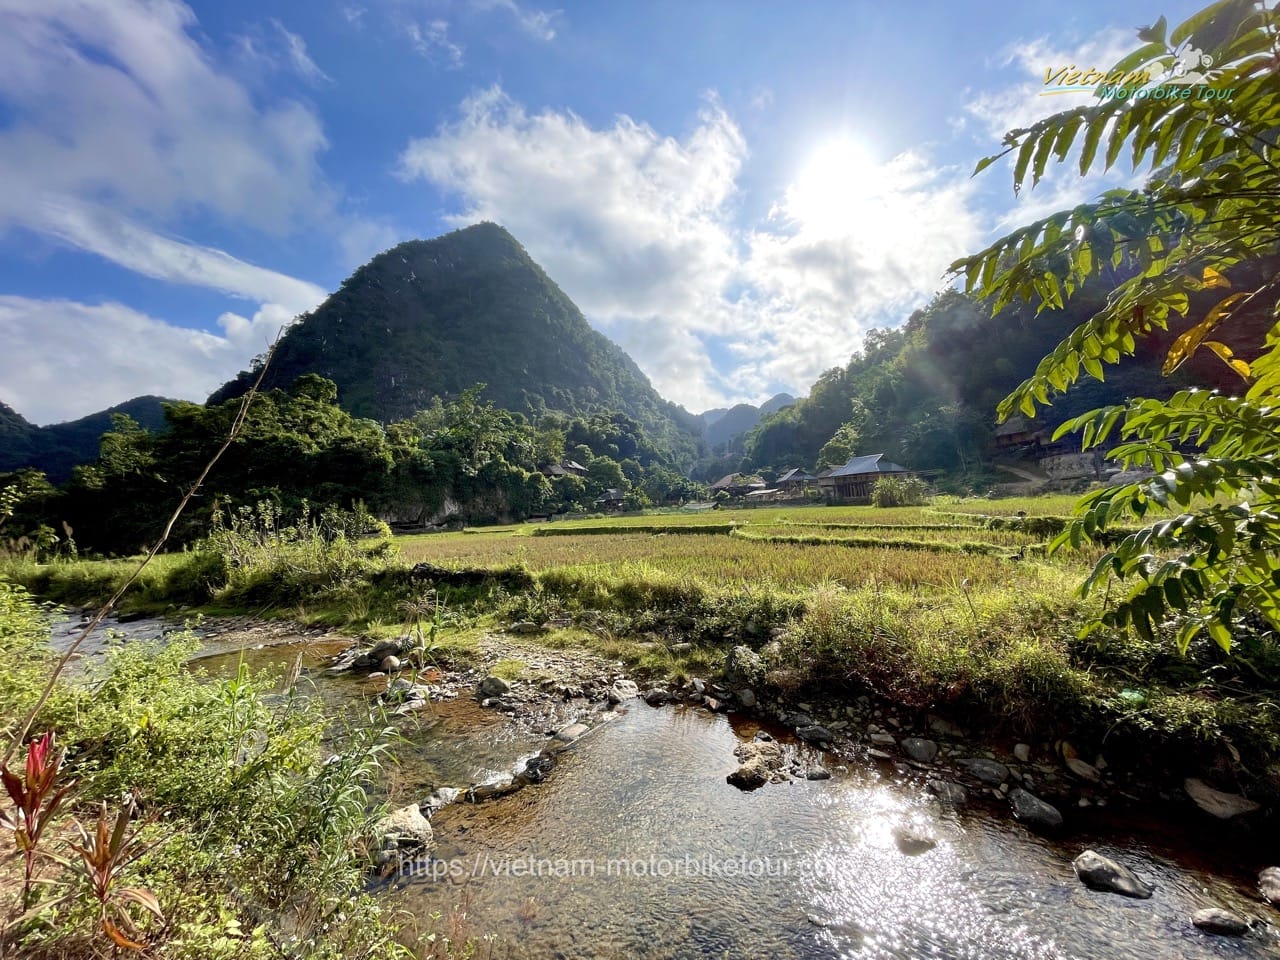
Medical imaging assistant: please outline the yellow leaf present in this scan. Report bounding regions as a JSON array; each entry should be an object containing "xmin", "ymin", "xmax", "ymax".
[
  {"xmin": 1201, "ymin": 265, "xmax": 1230, "ymax": 289},
  {"xmin": 1163, "ymin": 292, "xmax": 1252, "ymax": 375}
]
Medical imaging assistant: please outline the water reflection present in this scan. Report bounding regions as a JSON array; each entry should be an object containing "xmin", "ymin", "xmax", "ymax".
[{"xmin": 393, "ymin": 704, "xmax": 1277, "ymax": 960}]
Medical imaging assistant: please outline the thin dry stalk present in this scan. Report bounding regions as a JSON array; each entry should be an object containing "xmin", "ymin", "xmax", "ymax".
[{"xmin": 3, "ymin": 337, "xmax": 281, "ymax": 763}]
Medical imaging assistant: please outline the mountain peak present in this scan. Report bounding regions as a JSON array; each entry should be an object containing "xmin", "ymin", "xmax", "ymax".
[{"xmin": 209, "ymin": 224, "xmax": 700, "ymax": 464}]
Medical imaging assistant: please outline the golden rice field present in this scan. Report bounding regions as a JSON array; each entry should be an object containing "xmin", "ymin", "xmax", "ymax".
[{"xmin": 397, "ymin": 498, "xmax": 1095, "ymax": 594}]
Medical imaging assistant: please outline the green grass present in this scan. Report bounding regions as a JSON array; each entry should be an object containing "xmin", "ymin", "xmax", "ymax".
[{"xmin": 6, "ymin": 496, "xmax": 1278, "ymax": 806}]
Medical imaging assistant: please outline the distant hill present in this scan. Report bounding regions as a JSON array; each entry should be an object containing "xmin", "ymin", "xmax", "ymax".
[
  {"xmin": 699, "ymin": 393, "xmax": 797, "ymax": 449},
  {"xmin": 0, "ymin": 396, "xmax": 172, "ymax": 483},
  {"xmin": 210, "ymin": 222, "xmax": 702, "ymax": 466}
]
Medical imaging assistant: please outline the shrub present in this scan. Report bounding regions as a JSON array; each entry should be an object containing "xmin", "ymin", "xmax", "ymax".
[{"xmin": 871, "ymin": 476, "xmax": 928, "ymax": 508}]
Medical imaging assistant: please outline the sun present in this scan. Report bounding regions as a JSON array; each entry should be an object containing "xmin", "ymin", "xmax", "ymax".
[{"xmin": 785, "ymin": 137, "xmax": 882, "ymax": 236}]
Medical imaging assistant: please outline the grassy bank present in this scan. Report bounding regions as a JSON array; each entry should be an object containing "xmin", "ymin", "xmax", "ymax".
[
  {"xmin": 4, "ymin": 495, "xmax": 1279, "ymax": 805},
  {"xmin": 0, "ymin": 579, "xmax": 413, "ymax": 959}
]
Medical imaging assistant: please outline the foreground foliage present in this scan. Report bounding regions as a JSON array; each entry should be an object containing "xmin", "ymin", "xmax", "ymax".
[
  {"xmin": 0, "ymin": 579, "xmax": 408, "ymax": 959},
  {"xmin": 952, "ymin": 0, "xmax": 1280, "ymax": 651}
]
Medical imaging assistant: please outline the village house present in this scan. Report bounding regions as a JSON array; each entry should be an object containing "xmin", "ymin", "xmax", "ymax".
[
  {"xmin": 710, "ymin": 472, "xmax": 768, "ymax": 497},
  {"xmin": 817, "ymin": 454, "xmax": 908, "ymax": 503},
  {"xmin": 540, "ymin": 458, "xmax": 589, "ymax": 478},
  {"xmin": 775, "ymin": 467, "xmax": 817, "ymax": 496}
]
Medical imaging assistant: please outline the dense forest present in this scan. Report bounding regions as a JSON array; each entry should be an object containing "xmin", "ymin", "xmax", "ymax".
[
  {"xmin": 738, "ymin": 262, "xmax": 1274, "ymax": 480},
  {"xmin": 1, "ymin": 375, "xmax": 702, "ymax": 555}
]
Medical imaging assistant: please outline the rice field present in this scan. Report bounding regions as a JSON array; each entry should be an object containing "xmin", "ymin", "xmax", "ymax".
[{"xmin": 397, "ymin": 500, "xmax": 1094, "ymax": 594}]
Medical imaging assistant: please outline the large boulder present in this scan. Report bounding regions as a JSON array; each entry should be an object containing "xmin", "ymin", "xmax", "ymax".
[
  {"xmin": 901, "ymin": 738, "xmax": 938, "ymax": 763},
  {"xmin": 727, "ymin": 738, "xmax": 787, "ymax": 791},
  {"xmin": 1009, "ymin": 788, "xmax": 1063, "ymax": 832},
  {"xmin": 957, "ymin": 757, "xmax": 1010, "ymax": 785},
  {"xmin": 1072, "ymin": 850, "xmax": 1153, "ymax": 899},
  {"xmin": 1192, "ymin": 908, "xmax": 1250, "ymax": 937},
  {"xmin": 477, "ymin": 675, "xmax": 512, "ymax": 699},
  {"xmin": 1184, "ymin": 778, "xmax": 1261, "ymax": 819},
  {"xmin": 374, "ymin": 804, "xmax": 433, "ymax": 852}
]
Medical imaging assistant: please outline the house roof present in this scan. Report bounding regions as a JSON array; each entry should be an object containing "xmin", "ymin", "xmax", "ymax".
[
  {"xmin": 601, "ymin": 488, "xmax": 625, "ymax": 500},
  {"xmin": 542, "ymin": 463, "xmax": 568, "ymax": 476},
  {"xmin": 710, "ymin": 472, "xmax": 741, "ymax": 490},
  {"xmin": 562, "ymin": 459, "xmax": 587, "ymax": 471},
  {"xmin": 994, "ymin": 416, "xmax": 1035, "ymax": 437},
  {"xmin": 778, "ymin": 467, "xmax": 816, "ymax": 482},
  {"xmin": 826, "ymin": 454, "xmax": 906, "ymax": 478}
]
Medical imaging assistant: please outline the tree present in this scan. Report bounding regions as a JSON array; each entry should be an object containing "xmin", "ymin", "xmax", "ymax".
[{"xmin": 951, "ymin": 0, "xmax": 1280, "ymax": 651}]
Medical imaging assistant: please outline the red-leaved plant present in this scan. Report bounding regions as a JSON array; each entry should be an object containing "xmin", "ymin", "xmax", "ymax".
[
  {"xmin": 67, "ymin": 800, "xmax": 164, "ymax": 952},
  {"xmin": 0, "ymin": 731, "xmax": 75, "ymax": 908}
]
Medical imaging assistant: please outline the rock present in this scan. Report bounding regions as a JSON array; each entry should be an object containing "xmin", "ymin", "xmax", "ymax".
[
  {"xmin": 1009, "ymin": 788, "xmax": 1063, "ymax": 832},
  {"xmin": 927, "ymin": 780, "xmax": 968, "ymax": 804},
  {"xmin": 554, "ymin": 722, "xmax": 590, "ymax": 742},
  {"xmin": 797, "ymin": 724, "xmax": 834, "ymax": 744},
  {"xmin": 467, "ymin": 778, "xmax": 519, "ymax": 802},
  {"xmin": 643, "ymin": 687, "xmax": 672, "ymax": 706},
  {"xmin": 1072, "ymin": 850, "xmax": 1154, "ymax": 899},
  {"xmin": 927, "ymin": 714, "xmax": 964, "ymax": 737},
  {"xmin": 901, "ymin": 738, "xmax": 938, "ymax": 763},
  {"xmin": 1013, "ymin": 743, "xmax": 1032, "ymax": 762},
  {"xmin": 1192, "ymin": 908, "xmax": 1250, "ymax": 936},
  {"xmin": 421, "ymin": 787, "xmax": 460, "ymax": 815},
  {"xmin": 477, "ymin": 675, "xmax": 511, "ymax": 699},
  {"xmin": 703, "ymin": 696, "xmax": 724, "ymax": 712},
  {"xmin": 516, "ymin": 753, "xmax": 555, "ymax": 785},
  {"xmin": 380, "ymin": 655, "xmax": 401, "ymax": 673},
  {"xmin": 1065, "ymin": 757, "xmax": 1102, "ymax": 783},
  {"xmin": 958, "ymin": 758, "xmax": 1010, "ymax": 785},
  {"xmin": 374, "ymin": 804, "xmax": 433, "ymax": 850},
  {"xmin": 669, "ymin": 642, "xmax": 693, "ymax": 654},
  {"xmin": 367, "ymin": 639, "xmax": 403, "ymax": 662},
  {"xmin": 723, "ymin": 645, "xmax": 764, "ymax": 687},
  {"xmin": 727, "ymin": 764, "xmax": 769, "ymax": 790},
  {"xmin": 869, "ymin": 732, "xmax": 897, "ymax": 748},
  {"xmin": 805, "ymin": 767, "xmax": 831, "ymax": 781},
  {"xmin": 1184, "ymin": 778, "xmax": 1261, "ymax": 819},
  {"xmin": 690, "ymin": 678, "xmax": 706, "ymax": 695},
  {"xmin": 737, "ymin": 688, "xmax": 757, "ymax": 709},
  {"xmin": 508, "ymin": 621, "xmax": 544, "ymax": 635},
  {"xmin": 727, "ymin": 739, "xmax": 788, "ymax": 791},
  {"xmin": 1258, "ymin": 866, "xmax": 1280, "ymax": 904},
  {"xmin": 892, "ymin": 825, "xmax": 937, "ymax": 855},
  {"xmin": 607, "ymin": 679, "xmax": 639, "ymax": 704}
]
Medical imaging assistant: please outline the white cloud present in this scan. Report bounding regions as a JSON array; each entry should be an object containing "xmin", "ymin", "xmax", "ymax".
[
  {"xmin": 0, "ymin": 297, "xmax": 288, "ymax": 424},
  {"xmin": 0, "ymin": 0, "xmax": 333, "ymax": 234},
  {"xmin": 965, "ymin": 30, "xmax": 1136, "ymax": 140},
  {"xmin": 399, "ymin": 87, "xmax": 984, "ymax": 410},
  {"xmin": 471, "ymin": 0, "xmax": 560, "ymax": 41},
  {"xmin": 27, "ymin": 198, "xmax": 326, "ymax": 313},
  {"xmin": 404, "ymin": 19, "xmax": 465, "ymax": 68},
  {"xmin": 271, "ymin": 19, "xmax": 332, "ymax": 84}
]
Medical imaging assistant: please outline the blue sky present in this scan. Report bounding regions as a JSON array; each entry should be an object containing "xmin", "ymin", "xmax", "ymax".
[{"xmin": 0, "ymin": 0, "xmax": 1208, "ymax": 423}]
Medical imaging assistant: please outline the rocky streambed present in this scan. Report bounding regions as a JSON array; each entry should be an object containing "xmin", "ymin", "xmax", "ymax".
[{"xmin": 53, "ymin": 611, "xmax": 1280, "ymax": 958}]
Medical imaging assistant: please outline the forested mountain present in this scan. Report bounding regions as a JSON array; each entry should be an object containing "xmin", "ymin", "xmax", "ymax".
[
  {"xmin": 0, "ymin": 396, "xmax": 171, "ymax": 483},
  {"xmin": 699, "ymin": 393, "xmax": 797, "ymax": 449},
  {"xmin": 746, "ymin": 272, "xmax": 1272, "ymax": 477},
  {"xmin": 210, "ymin": 222, "xmax": 702, "ymax": 467}
]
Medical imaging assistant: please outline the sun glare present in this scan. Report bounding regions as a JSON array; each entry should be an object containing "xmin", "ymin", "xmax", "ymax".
[{"xmin": 786, "ymin": 137, "xmax": 882, "ymax": 235}]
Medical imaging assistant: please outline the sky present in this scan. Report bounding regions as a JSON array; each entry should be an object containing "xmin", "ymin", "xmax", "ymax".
[{"xmin": 0, "ymin": 0, "xmax": 1210, "ymax": 424}]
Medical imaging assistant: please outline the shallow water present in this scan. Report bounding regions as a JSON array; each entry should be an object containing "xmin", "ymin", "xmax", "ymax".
[
  {"xmin": 47, "ymin": 611, "xmax": 1280, "ymax": 957},
  {"xmin": 392, "ymin": 704, "xmax": 1279, "ymax": 960}
]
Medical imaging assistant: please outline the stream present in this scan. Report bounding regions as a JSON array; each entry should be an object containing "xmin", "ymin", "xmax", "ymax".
[{"xmin": 51, "ymin": 612, "xmax": 1280, "ymax": 959}]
